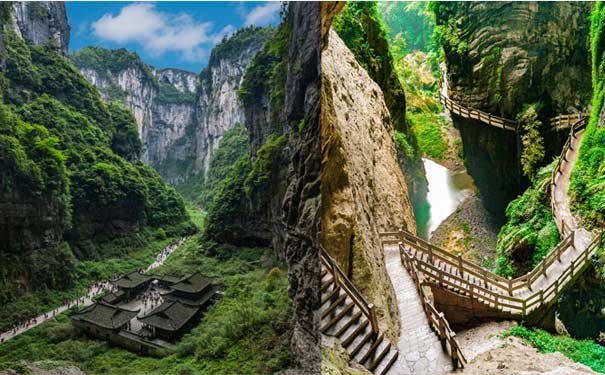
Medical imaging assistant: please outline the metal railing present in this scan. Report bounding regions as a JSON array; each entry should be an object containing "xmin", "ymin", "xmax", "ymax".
[{"xmin": 320, "ymin": 247, "xmax": 379, "ymax": 336}]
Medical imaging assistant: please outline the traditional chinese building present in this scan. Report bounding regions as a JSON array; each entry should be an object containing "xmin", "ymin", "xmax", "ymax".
[
  {"xmin": 70, "ymin": 301, "xmax": 139, "ymax": 340},
  {"xmin": 113, "ymin": 270, "xmax": 152, "ymax": 299},
  {"xmin": 138, "ymin": 300, "xmax": 201, "ymax": 341},
  {"xmin": 70, "ymin": 272, "xmax": 220, "ymax": 355}
]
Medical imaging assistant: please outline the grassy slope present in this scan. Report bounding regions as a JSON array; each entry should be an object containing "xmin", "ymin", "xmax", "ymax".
[
  {"xmin": 503, "ymin": 326, "xmax": 605, "ymax": 373},
  {"xmin": 494, "ymin": 162, "xmax": 559, "ymax": 277},
  {"xmin": 0, "ymin": 235, "xmax": 293, "ymax": 374}
]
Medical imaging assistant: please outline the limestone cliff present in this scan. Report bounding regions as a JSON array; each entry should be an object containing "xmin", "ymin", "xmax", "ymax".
[
  {"xmin": 72, "ymin": 27, "xmax": 270, "ymax": 185},
  {"xmin": 434, "ymin": 2, "xmax": 592, "ymax": 214},
  {"xmin": 10, "ymin": 2, "xmax": 69, "ymax": 55},
  {"xmin": 321, "ymin": 29, "xmax": 416, "ymax": 339}
]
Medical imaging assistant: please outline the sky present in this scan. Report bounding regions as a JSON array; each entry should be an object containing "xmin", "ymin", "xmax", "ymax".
[{"xmin": 66, "ymin": 2, "xmax": 282, "ymax": 73}]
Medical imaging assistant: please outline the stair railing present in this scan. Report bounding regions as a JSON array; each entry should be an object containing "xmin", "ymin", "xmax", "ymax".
[
  {"xmin": 320, "ymin": 246, "xmax": 379, "ymax": 336},
  {"xmin": 398, "ymin": 242, "xmax": 467, "ymax": 368}
]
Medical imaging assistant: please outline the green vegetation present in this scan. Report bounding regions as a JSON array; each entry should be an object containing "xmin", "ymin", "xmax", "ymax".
[
  {"xmin": 0, "ymin": 29, "xmax": 192, "ymax": 329},
  {"xmin": 378, "ymin": 2, "xmax": 437, "ymax": 53},
  {"xmin": 519, "ymin": 104, "xmax": 545, "ymax": 180},
  {"xmin": 238, "ymin": 21, "xmax": 290, "ymax": 132},
  {"xmin": 569, "ymin": 2, "xmax": 605, "ymax": 230},
  {"xmin": 502, "ymin": 325, "xmax": 605, "ymax": 373},
  {"xmin": 206, "ymin": 26, "xmax": 275, "ymax": 70},
  {"xmin": 0, "ymin": 231, "xmax": 178, "ymax": 332},
  {"xmin": 378, "ymin": 2, "xmax": 452, "ymax": 165},
  {"xmin": 334, "ymin": 1, "xmax": 427, "ymax": 206},
  {"xmin": 407, "ymin": 111, "xmax": 448, "ymax": 160},
  {"xmin": 428, "ymin": 2, "xmax": 468, "ymax": 57},
  {"xmin": 0, "ymin": 236, "xmax": 293, "ymax": 374},
  {"xmin": 177, "ymin": 124, "xmax": 250, "ymax": 208},
  {"xmin": 70, "ymin": 47, "xmax": 157, "ymax": 88},
  {"xmin": 244, "ymin": 134, "xmax": 286, "ymax": 197},
  {"xmin": 156, "ymin": 82, "xmax": 196, "ymax": 104},
  {"xmin": 495, "ymin": 162, "xmax": 559, "ymax": 277}
]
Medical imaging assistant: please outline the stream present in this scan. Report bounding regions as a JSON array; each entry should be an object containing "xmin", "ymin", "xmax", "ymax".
[{"xmin": 415, "ymin": 158, "xmax": 474, "ymax": 239}]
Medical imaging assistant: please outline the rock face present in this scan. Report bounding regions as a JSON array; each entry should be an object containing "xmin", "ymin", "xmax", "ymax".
[
  {"xmin": 435, "ymin": 2, "xmax": 592, "ymax": 215},
  {"xmin": 321, "ymin": 29, "xmax": 416, "ymax": 339},
  {"xmin": 281, "ymin": 2, "xmax": 322, "ymax": 371},
  {"xmin": 73, "ymin": 28, "xmax": 269, "ymax": 185},
  {"xmin": 10, "ymin": 2, "xmax": 69, "ymax": 55}
]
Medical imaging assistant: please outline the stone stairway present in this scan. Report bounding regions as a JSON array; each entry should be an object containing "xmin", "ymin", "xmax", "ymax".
[{"xmin": 320, "ymin": 257, "xmax": 399, "ymax": 375}]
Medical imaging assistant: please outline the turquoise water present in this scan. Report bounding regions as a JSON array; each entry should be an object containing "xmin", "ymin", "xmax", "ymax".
[{"xmin": 415, "ymin": 159, "xmax": 474, "ymax": 239}]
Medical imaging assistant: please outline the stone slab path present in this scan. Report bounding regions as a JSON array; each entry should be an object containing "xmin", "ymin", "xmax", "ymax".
[
  {"xmin": 384, "ymin": 243, "xmax": 453, "ymax": 375},
  {"xmin": 0, "ymin": 236, "xmax": 189, "ymax": 344},
  {"xmin": 552, "ymin": 130, "xmax": 593, "ymax": 247}
]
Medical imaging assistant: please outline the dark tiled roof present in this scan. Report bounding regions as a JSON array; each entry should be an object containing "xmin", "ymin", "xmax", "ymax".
[
  {"xmin": 170, "ymin": 272, "xmax": 211, "ymax": 294},
  {"xmin": 114, "ymin": 271, "xmax": 152, "ymax": 289},
  {"xmin": 70, "ymin": 302, "xmax": 139, "ymax": 329},
  {"xmin": 166, "ymin": 285, "xmax": 219, "ymax": 306},
  {"xmin": 102, "ymin": 290, "xmax": 125, "ymax": 304},
  {"xmin": 138, "ymin": 300, "xmax": 199, "ymax": 332},
  {"xmin": 154, "ymin": 275, "xmax": 181, "ymax": 284}
]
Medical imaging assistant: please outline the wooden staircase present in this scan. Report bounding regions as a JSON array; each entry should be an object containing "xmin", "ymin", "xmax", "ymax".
[
  {"xmin": 381, "ymin": 118, "xmax": 604, "ymax": 319},
  {"xmin": 320, "ymin": 249, "xmax": 399, "ymax": 375}
]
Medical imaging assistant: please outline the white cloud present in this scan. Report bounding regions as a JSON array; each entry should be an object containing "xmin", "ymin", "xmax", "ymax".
[
  {"xmin": 91, "ymin": 3, "xmax": 228, "ymax": 62},
  {"xmin": 244, "ymin": 2, "xmax": 281, "ymax": 26}
]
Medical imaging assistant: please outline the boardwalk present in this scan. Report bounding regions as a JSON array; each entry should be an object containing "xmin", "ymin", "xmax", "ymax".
[
  {"xmin": 380, "ymin": 118, "xmax": 599, "ymax": 367},
  {"xmin": 0, "ymin": 236, "xmax": 189, "ymax": 344}
]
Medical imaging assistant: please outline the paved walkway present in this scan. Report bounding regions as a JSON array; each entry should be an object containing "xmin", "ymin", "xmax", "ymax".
[
  {"xmin": 552, "ymin": 130, "xmax": 593, "ymax": 248},
  {"xmin": 0, "ymin": 236, "xmax": 189, "ymax": 344},
  {"xmin": 384, "ymin": 244, "xmax": 453, "ymax": 375}
]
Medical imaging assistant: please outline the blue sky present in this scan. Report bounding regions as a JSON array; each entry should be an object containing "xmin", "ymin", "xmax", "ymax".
[{"xmin": 66, "ymin": 2, "xmax": 281, "ymax": 72}]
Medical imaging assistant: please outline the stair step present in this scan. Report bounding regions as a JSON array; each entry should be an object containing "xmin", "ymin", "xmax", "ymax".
[
  {"xmin": 321, "ymin": 285, "xmax": 340, "ymax": 305},
  {"xmin": 350, "ymin": 330, "xmax": 374, "ymax": 359},
  {"xmin": 368, "ymin": 340, "xmax": 392, "ymax": 372},
  {"xmin": 321, "ymin": 276, "xmax": 334, "ymax": 292},
  {"xmin": 321, "ymin": 302, "xmax": 355, "ymax": 334},
  {"xmin": 320, "ymin": 294, "xmax": 346, "ymax": 320},
  {"xmin": 342, "ymin": 318, "xmax": 369, "ymax": 348},
  {"xmin": 376, "ymin": 350, "xmax": 399, "ymax": 375},
  {"xmin": 359, "ymin": 333, "xmax": 384, "ymax": 365},
  {"xmin": 334, "ymin": 310, "xmax": 362, "ymax": 338}
]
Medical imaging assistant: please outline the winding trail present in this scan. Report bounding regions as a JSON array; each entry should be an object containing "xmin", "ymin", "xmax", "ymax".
[{"xmin": 0, "ymin": 236, "xmax": 189, "ymax": 344}]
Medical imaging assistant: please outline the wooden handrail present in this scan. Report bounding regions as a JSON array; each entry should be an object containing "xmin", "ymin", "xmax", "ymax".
[
  {"xmin": 399, "ymin": 244, "xmax": 467, "ymax": 368},
  {"xmin": 550, "ymin": 113, "xmax": 589, "ymax": 129},
  {"xmin": 320, "ymin": 247, "xmax": 379, "ymax": 335},
  {"xmin": 392, "ymin": 230, "xmax": 603, "ymax": 316},
  {"xmin": 437, "ymin": 79, "xmax": 517, "ymax": 132}
]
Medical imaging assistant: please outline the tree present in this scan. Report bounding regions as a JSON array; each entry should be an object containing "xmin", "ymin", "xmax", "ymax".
[{"xmin": 519, "ymin": 104, "xmax": 545, "ymax": 180}]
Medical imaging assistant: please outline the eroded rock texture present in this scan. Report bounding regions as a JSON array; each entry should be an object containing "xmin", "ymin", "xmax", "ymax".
[
  {"xmin": 321, "ymin": 29, "xmax": 416, "ymax": 340},
  {"xmin": 281, "ymin": 3, "xmax": 322, "ymax": 372},
  {"xmin": 11, "ymin": 2, "xmax": 69, "ymax": 55},
  {"xmin": 435, "ymin": 2, "xmax": 592, "ymax": 215}
]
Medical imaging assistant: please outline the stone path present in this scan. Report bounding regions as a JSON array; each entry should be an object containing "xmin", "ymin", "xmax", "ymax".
[
  {"xmin": 552, "ymin": 130, "xmax": 593, "ymax": 247},
  {"xmin": 384, "ymin": 244, "xmax": 453, "ymax": 375},
  {"xmin": 0, "ymin": 236, "xmax": 189, "ymax": 344}
]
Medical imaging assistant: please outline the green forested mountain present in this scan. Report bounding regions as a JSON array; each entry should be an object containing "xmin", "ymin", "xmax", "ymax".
[{"xmin": 0, "ymin": 19, "xmax": 192, "ymax": 326}]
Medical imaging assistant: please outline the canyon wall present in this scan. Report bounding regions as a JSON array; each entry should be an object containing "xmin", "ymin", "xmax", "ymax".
[
  {"xmin": 72, "ymin": 28, "xmax": 270, "ymax": 186},
  {"xmin": 321, "ymin": 28, "xmax": 416, "ymax": 339},
  {"xmin": 11, "ymin": 2, "xmax": 69, "ymax": 55},
  {"xmin": 434, "ymin": 2, "xmax": 593, "ymax": 214}
]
